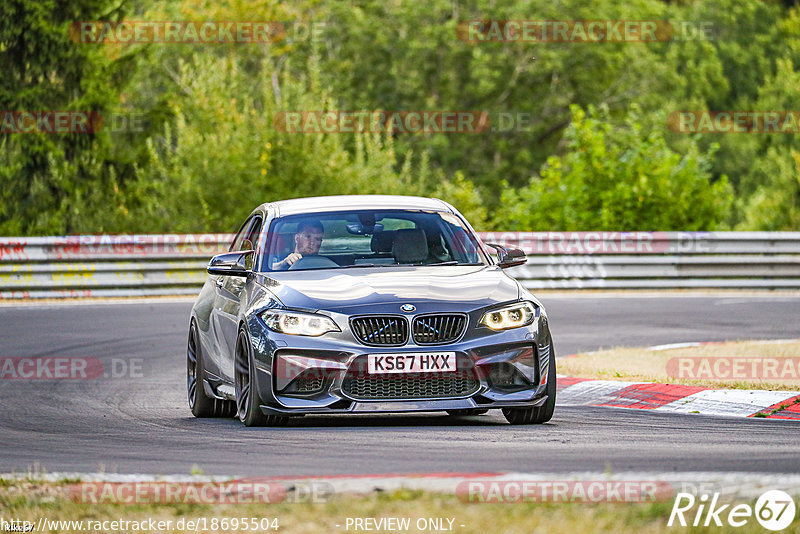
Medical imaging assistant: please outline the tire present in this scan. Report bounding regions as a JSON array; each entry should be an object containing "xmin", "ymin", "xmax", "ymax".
[
  {"xmin": 235, "ymin": 328, "xmax": 289, "ymax": 427},
  {"xmin": 446, "ymin": 409, "xmax": 490, "ymax": 416},
  {"xmin": 502, "ymin": 347, "xmax": 557, "ymax": 425},
  {"xmin": 187, "ymin": 321, "xmax": 235, "ymax": 418}
]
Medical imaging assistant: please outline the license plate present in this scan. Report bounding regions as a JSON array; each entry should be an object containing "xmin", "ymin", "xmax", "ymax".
[{"xmin": 367, "ymin": 352, "xmax": 457, "ymax": 374}]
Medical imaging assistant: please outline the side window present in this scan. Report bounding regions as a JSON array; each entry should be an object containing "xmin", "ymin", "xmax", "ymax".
[
  {"xmin": 243, "ymin": 217, "xmax": 262, "ymax": 252},
  {"xmin": 228, "ymin": 217, "xmax": 252, "ymax": 252}
]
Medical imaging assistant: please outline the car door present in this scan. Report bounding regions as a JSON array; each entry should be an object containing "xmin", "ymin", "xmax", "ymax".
[
  {"xmin": 213, "ymin": 215, "xmax": 262, "ymax": 382},
  {"xmin": 206, "ymin": 217, "xmax": 252, "ymax": 379}
]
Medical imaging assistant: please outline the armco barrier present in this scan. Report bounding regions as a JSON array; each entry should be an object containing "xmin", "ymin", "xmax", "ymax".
[
  {"xmin": 0, "ymin": 235, "xmax": 230, "ymax": 299},
  {"xmin": 1, "ymin": 232, "xmax": 800, "ymax": 298}
]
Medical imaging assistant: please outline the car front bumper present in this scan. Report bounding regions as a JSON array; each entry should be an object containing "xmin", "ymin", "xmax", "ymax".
[{"xmin": 246, "ymin": 313, "xmax": 554, "ymax": 416}]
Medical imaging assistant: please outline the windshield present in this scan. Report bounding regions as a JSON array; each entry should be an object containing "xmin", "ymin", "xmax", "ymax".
[{"xmin": 262, "ymin": 209, "xmax": 488, "ymax": 272}]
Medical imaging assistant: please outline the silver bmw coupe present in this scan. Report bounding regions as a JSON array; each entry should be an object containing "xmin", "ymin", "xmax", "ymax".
[{"xmin": 187, "ymin": 195, "xmax": 556, "ymax": 426}]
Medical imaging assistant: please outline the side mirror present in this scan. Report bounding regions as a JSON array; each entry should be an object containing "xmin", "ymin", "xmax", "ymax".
[
  {"xmin": 207, "ymin": 250, "xmax": 254, "ymax": 277},
  {"xmin": 486, "ymin": 243, "xmax": 527, "ymax": 269}
]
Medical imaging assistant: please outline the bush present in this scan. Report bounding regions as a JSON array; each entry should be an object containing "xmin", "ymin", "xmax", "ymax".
[{"xmin": 493, "ymin": 105, "xmax": 733, "ymax": 231}]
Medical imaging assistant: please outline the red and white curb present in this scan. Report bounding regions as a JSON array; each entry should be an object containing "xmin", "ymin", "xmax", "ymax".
[
  {"xmin": 556, "ymin": 378, "xmax": 800, "ymax": 419},
  {"xmin": 558, "ymin": 339, "xmax": 800, "ymax": 418},
  {"xmin": 647, "ymin": 339, "xmax": 800, "ymax": 351}
]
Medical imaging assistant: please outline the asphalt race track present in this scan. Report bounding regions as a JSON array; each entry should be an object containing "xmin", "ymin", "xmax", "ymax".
[{"xmin": 2, "ymin": 294, "xmax": 799, "ymax": 477}]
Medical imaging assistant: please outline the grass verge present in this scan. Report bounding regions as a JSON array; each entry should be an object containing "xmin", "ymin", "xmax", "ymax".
[
  {"xmin": 0, "ymin": 481, "xmax": 795, "ymax": 534},
  {"xmin": 560, "ymin": 340, "xmax": 800, "ymax": 391}
]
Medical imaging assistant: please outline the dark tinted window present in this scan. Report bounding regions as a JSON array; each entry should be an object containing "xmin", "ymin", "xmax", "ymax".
[
  {"xmin": 262, "ymin": 210, "xmax": 487, "ymax": 272},
  {"xmin": 228, "ymin": 217, "xmax": 252, "ymax": 252}
]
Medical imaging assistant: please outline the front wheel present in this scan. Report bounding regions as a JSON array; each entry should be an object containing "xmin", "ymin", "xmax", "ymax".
[
  {"xmin": 187, "ymin": 321, "xmax": 235, "ymax": 418},
  {"xmin": 235, "ymin": 329, "xmax": 289, "ymax": 427},
  {"xmin": 502, "ymin": 347, "xmax": 556, "ymax": 425}
]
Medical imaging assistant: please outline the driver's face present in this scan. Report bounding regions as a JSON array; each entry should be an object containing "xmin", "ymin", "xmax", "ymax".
[{"xmin": 295, "ymin": 228, "xmax": 323, "ymax": 255}]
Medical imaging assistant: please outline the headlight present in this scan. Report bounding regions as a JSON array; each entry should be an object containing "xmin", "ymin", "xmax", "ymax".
[
  {"xmin": 480, "ymin": 302, "xmax": 537, "ymax": 331},
  {"xmin": 261, "ymin": 310, "xmax": 340, "ymax": 336}
]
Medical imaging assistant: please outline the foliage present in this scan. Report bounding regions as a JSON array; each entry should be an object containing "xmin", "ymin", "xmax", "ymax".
[
  {"xmin": 432, "ymin": 171, "xmax": 488, "ymax": 227},
  {"xmin": 1, "ymin": 0, "xmax": 799, "ymax": 233},
  {"xmin": 121, "ymin": 52, "xmax": 431, "ymax": 233},
  {"xmin": 0, "ymin": 0, "xmax": 132, "ymax": 234},
  {"xmin": 493, "ymin": 105, "xmax": 732, "ymax": 231},
  {"xmin": 738, "ymin": 148, "xmax": 800, "ymax": 230}
]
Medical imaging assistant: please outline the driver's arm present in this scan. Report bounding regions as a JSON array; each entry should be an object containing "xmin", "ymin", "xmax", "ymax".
[{"xmin": 272, "ymin": 252, "xmax": 302, "ymax": 270}]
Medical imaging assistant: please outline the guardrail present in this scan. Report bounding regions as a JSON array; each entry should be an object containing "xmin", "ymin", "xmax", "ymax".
[
  {"xmin": 0, "ymin": 235, "xmax": 228, "ymax": 299},
  {"xmin": 482, "ymin": 231, "xmax": 800, "ymax": 290},
  {"xmin": 1, "ymin": 232, "xmax": 799, "ymax": 298}
]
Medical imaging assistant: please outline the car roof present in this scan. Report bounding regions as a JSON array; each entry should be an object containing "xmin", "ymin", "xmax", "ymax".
[{"xmin": 257, "ymin": 195, "xmax": 453, "ymax": 217}]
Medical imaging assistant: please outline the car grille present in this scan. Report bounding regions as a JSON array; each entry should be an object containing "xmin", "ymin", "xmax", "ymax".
[
  {"xmin": 343, "ymin": 370, "xmax": 478, "ymax": 400},
  {"xmin": 412, "ymin": 314, "xmax": 467, "ymax": 344},
  {"xmin": 295, "ymin": 375, "xmax": 324, "ymax": 393},
  {"xmin": 279, "ymin": 368, "xmax": 327, "ymax": 395},
  {"xmin": 342, "ymin": 356, "xmax": 479, "ymax": 400},
  {"xmin": 350, "ymin": 316, "xmax": 409, "ymax": 346}
]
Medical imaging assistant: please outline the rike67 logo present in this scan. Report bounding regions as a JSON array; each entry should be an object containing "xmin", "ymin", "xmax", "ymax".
[{"xmin": 669, "ymin": 490, "xmax": 796, "ymax": 531}]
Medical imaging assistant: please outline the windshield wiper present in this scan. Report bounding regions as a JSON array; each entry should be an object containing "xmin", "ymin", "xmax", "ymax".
[
  {"xmin": 336, "ymin": 262, "xmax": 483, "ymax": 268},
  {"xmin": 426, "ymin": 261, "xmax": 484, "ymax": 266},
  {"xmin": 338, "ymin": 263, "xmax": 376, "ymax": 268},
  {"xmin": 337, "ymin": 263, "xmax": 395, "ymax": 269}
]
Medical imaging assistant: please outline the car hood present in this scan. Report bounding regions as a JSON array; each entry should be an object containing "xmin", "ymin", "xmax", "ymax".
[{"xmin": 254, "ymin": 265, "xmax": 520, "ymax": 313}]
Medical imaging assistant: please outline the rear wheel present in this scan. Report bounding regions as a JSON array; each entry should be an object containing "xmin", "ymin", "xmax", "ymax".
[
  {"xmin": 502, "ymin": 347, "xmax": 556, "ymax": 425},
  {"xmin": 235, "ymin": 329, "xmax": 289, "ymax": 427},
  {"xmin": 187, "ymin": 322, "xmax": 235, "ymax": 418},
  {"xmin": 446, "ymin": 409, "xmax": 489, "ymax": 416}
]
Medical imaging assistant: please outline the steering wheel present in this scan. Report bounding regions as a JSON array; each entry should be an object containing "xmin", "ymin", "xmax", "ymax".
[{"xmin": 288, "ymin": 255, "xmax": 339, "ymax": 270}]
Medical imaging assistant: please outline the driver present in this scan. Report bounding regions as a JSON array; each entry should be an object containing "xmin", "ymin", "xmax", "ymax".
[{"xmin": 272, "ymin": 220, "xmax": 324, "ymax": 270}]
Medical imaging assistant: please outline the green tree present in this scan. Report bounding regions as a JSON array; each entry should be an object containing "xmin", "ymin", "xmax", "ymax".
[
  {"xmin": 3, "ymin": 0, "xmax": 800, "ymax": 234},
  {"xmin": 312, "ymin": 0, "xmax": 686, "ymax": 194},
  {"xmin": 728, "ymin": 59, "xmax": 800, "ymax": 229},
  {"xmin": 432, "ymin": 171, "xmax": 487, "ymax": 227},
  {"xmin": 0, "ymin": 0, "xmax": 132, "ymax": 234},
  {"xmin": 121, "ymin": 51, "xmax": 428, "ymax": 233},
  {"xmin": 493, "ymin": 105, "xmax": 732, "ymax": 230},
  {"xmin": 738, "ymin": 148, "xmax": 800, "ymax": 230}
]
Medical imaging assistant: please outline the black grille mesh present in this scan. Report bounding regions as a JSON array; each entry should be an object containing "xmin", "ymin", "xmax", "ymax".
[
  {"xmin": 342, "ymin": 369, "xmax": 478, "ymax": 400},
  {"xmin": 350, "ymin": 316, "xmax": 408, "ymax": 346},
  {"xmin": 342, "ymin": 354, "xmax": 478, "ymax": 400},
  {"xmin": 295, "ymin": 375, "xmax": 324, "ymax": 393},
  {"xmin": 412, "ymin": 314, "xmax": 466, "ymax": 344}
]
